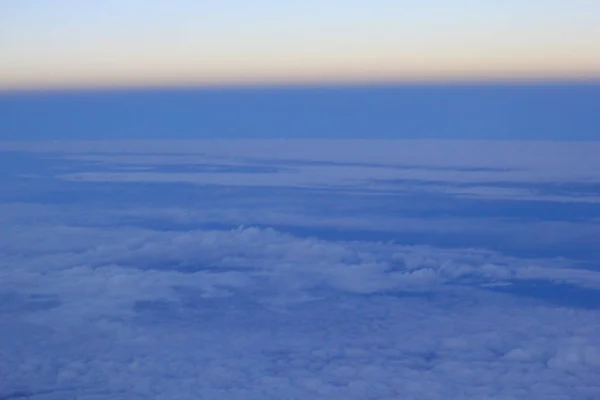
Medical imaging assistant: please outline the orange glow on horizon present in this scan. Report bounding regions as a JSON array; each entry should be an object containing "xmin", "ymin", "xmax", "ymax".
[{"xmin": 2, "ymin": 1, "xmax": 599, "ymax": 90}]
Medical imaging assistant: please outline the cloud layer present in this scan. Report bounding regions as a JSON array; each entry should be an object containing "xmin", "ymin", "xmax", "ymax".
[{"xmin": 1, "ymin": 140, "xmax": 599, "ymax": 399}]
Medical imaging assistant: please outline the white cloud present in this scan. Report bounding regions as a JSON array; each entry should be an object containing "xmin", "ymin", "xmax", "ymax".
[
  {"xmin": 1, "ymin": 224, "xmax": 599, "ymax": 399},
  {"xmin": 5, "ymin": 139, "xmax": 599, "ymax": 202},
  {"xmin": 1, "ymin": 140, "xmax": 600, "ymax": 399}
]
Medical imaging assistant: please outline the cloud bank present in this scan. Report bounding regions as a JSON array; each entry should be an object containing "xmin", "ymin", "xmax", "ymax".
[{"xmin": 1, "ymin": 140, "xmax": 599, "ymax": 399}]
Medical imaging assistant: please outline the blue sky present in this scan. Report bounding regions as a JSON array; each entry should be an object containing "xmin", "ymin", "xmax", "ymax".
[
  {"xmin": 2, "ymin": 3, "xmax": 599, "ymax": 396},
  {"xmin": 1, "ymin": 0, "xmax": 599, "ymax": 89}
]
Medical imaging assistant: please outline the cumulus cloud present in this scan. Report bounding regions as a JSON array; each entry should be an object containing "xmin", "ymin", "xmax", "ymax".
[
  {"xmin": 1, "ymin": 140, "xmax": 600, "ymax": 399},
  {"xmin": 2, "ymin": 224, "xmax": 600, "ymax": 399}
]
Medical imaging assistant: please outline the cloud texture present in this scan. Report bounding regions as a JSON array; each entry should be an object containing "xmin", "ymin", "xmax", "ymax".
[{"xmin": 1, "ymin": 140, "xmax": 599, "ymax": 399}]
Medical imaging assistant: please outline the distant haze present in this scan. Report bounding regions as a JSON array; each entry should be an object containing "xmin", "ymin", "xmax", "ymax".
[
  {"xmin": 1, "ymin": 0, "xmax": 600, "ymax": 90},
  {"xmin": 1, "ymin": 84, "xmax": 598, "ymax": 141}
]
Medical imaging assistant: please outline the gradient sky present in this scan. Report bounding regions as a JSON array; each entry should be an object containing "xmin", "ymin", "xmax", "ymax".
[{"xmin": 1, "ymin": 0, "xmax": 600, "ymax": 89}]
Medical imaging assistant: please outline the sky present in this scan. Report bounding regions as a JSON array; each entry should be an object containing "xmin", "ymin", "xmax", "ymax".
[
  {"xmin": 1, "ymin": 0, "xmax": 600, "ymax": 89},
  {"xmin": 2, "ymin": 4, "xmax": 599, "ymax": 397}
]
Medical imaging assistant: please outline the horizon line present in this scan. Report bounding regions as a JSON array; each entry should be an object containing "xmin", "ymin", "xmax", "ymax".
[{"xmin": 1, "ymin": 76, "xmax": 599, "ymax": 94}]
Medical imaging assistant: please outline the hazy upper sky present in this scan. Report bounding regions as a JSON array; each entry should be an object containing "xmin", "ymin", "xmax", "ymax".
[{"xmin": 1, "ymin": 0, "xmax": 600, "ymax": 89}]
